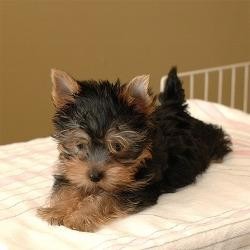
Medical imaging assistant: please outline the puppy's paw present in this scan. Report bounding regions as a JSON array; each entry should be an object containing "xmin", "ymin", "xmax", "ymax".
[
  {"xmin": 37, "ymin": 207, "xmax": 65, "ymax": 226},
  {"xmin": 62, "ymin": 212, "xmax": 97, "ymax": 232}
]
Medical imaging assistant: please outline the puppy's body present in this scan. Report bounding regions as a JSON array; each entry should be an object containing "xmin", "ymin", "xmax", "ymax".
[{"xmin": 38, "ymin": 68, "xmax": 231, "ymax": 231}]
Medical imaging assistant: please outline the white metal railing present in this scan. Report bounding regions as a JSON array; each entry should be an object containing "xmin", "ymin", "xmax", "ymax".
[{"xmin": 160, "ymin": 62, "xmax": 250, "ymax": 113}]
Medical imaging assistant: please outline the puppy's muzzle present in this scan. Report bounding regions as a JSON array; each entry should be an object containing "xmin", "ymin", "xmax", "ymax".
[{"xmin": 89, "ymin": 169, "xmax": 103, "ymax": 182}]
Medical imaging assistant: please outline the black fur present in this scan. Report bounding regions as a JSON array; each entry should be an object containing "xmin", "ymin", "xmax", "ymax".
[
  {"xmin": 119, "ymin": 68, "xmax": 232, "ymax": 211},
  {"xmin": 53, "ymin": 68, "xmax": 232, "ymax": 213},
  {"xmin": 53, "ymin": 80, "xmax": 151, "ymax": 163}
]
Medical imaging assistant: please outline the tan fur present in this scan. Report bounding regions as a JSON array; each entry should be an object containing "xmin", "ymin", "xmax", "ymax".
[
  {"xmin": 52, "ymin": 91, "xmax": 75, "ymax": 109},
  {"xmin": 39, "ymin": 116, "xmax": 154, "ymax": 232},
  {"xmin": 119, "ymin": 84, "xmax": 156, "ymax": 115},
  {"xmin": 37, "ymin": 185, "xmax": 128, "ymax": 232},
  {"xmin": 51, "ymin": 69, "xmax": 80, "ymax": 108},
  {"xmin": 57, "ymin": 159, "xmax": 94, "ymax": 190},
  {"xmin": 57, "ymin": 147, "xmax": 152, "ymax": 192},
  {"xmin": 106, "ymin": 126, "xmax": 147, "ymax": 154},
  {"xmin": 100, "ymin": 150, "xmax": 152, "ymax": 192},
  {"xmin": 37, "ymin": 146, "xmax": 153, "ymax": 232}
]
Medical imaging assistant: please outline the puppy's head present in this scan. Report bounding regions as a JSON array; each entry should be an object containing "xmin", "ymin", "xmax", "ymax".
[{"xmin": 51, "ymin": 69, "xmax": 156, "ymax": 192}]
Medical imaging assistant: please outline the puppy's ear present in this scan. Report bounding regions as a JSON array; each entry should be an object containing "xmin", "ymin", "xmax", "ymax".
[
  {"xmin": 127, "ymin": 75, "xmax": 151, "ymax": 101},
  {"xmin": 121, "ymin": 75, "xmax": 155, "ymax": 115},
  {"xmin": 51, "ymin": 69, "xmax": 79, "ymax": 108}
]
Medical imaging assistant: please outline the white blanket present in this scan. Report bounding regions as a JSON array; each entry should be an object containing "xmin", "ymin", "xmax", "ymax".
[{"xmin": 0, "ymin": 100, "xmax": 250, "ymax": 250}]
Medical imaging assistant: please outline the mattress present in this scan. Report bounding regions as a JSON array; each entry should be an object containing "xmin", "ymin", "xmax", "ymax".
[{"xmin": 0, "ymin": 99, "xmax": 250, "ymax": 250}]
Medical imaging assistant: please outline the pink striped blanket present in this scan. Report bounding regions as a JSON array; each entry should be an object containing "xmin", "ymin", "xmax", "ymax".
[{"xmin": 0, "ymin": 100, "xmax": 250, "ymax": 250}]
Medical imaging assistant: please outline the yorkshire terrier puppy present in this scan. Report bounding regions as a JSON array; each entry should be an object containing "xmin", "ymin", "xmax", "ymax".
[{"xmin": 38, "ymin": 67, "xmax": 232, "ymax": 232}]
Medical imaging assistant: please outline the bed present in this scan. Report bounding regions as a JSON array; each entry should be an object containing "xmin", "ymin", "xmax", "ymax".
[{"xmin": 1, "ymin": 63, "xmax": 250, "ymax": 250}]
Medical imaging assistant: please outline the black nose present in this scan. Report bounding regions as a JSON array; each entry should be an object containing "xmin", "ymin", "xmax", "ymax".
[{"xmin": 89, "ymin": 171, "xmax": 103, "ymax": 182}]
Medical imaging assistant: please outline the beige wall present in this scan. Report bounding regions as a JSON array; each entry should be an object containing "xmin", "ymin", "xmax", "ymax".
[{"xmin": 0, "ymin": 1, "xmax": 249, "ymax": 144}]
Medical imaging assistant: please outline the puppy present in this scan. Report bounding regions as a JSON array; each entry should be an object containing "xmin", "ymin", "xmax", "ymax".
[{"xmin": 38, "ymin": 67, "xmax": 232, "ymax": 232}]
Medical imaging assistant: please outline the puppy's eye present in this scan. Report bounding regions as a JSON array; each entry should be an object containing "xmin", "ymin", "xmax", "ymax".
[
  {"xmin": 109, "ymin": 142, "xmax": 124, "ymax": 154},
  {"xmin": 77, "ymin": 143, "xmax": 84, "ymax": 150},
  {"xmin": 114, "ymin": 143, "xmax": 122, "ymax": 152}
]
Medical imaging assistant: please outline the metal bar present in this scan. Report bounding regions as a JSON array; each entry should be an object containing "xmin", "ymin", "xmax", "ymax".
[
  {"xmin": 190, "ymin": 74, "xmax": 194, "ymax": 99},
  {"xmin": 218, "ymin": 69, "xmax": 223, "ymax": 103},
  {"xmin": 160, "ymin": 62, "xmax": 250, "ymax": 113},
  {"xmin": 160, "ymin": 62, "xmax": 250, "ymax": 92},
  {"xmin": 230, "ymin": 67, "xmax": 236, "ymax": 108},
  {"xmin": 204, "ymin": 72, "xmax": 209, "ymax": 101},
  {"xmin": 160, "ymin": 77, "xmax": 165, "ymax": 92},
  {"xmin": 178, "ymin": 62, "xmax": 250, "ymax": 77},
  {"xmin": 243, "ymin": 65, "xmax": 249, "ymax": 112}
]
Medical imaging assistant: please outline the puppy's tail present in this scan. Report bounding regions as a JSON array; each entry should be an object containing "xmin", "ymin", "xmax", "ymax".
[
  {"xmin": 159, "ymin": 67, "xmax": 185, "ymax": 105},
  {"xmin": 207, "ymin": 125, "xmax": 232, "ymax": 161},
  {"xmin": 194, "ymin": 119, "xmax": 232, "ymax": 162}
]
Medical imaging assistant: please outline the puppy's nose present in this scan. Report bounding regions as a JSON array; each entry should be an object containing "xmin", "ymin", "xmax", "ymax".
[{"xmin": 89, "ymin": 171, "xmax": 103, "ymax": 182}]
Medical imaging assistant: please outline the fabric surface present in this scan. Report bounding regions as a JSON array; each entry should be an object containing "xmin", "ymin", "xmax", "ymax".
[{"xmin": 0, "ymin": 99, "xmax": 250, "ymax": 250}]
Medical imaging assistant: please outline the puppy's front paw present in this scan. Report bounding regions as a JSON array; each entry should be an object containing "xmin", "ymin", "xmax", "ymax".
[
  {"xmin": 37, "ymin": 207, "xmax": 65, "ymax": 226},
  {"xmin": 37, "ymin": 207, "xmax": 95, "ymax": 231},
  {"xmin": 60, "ymin": 208, "xmax": 97, "ymax": 232}
]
